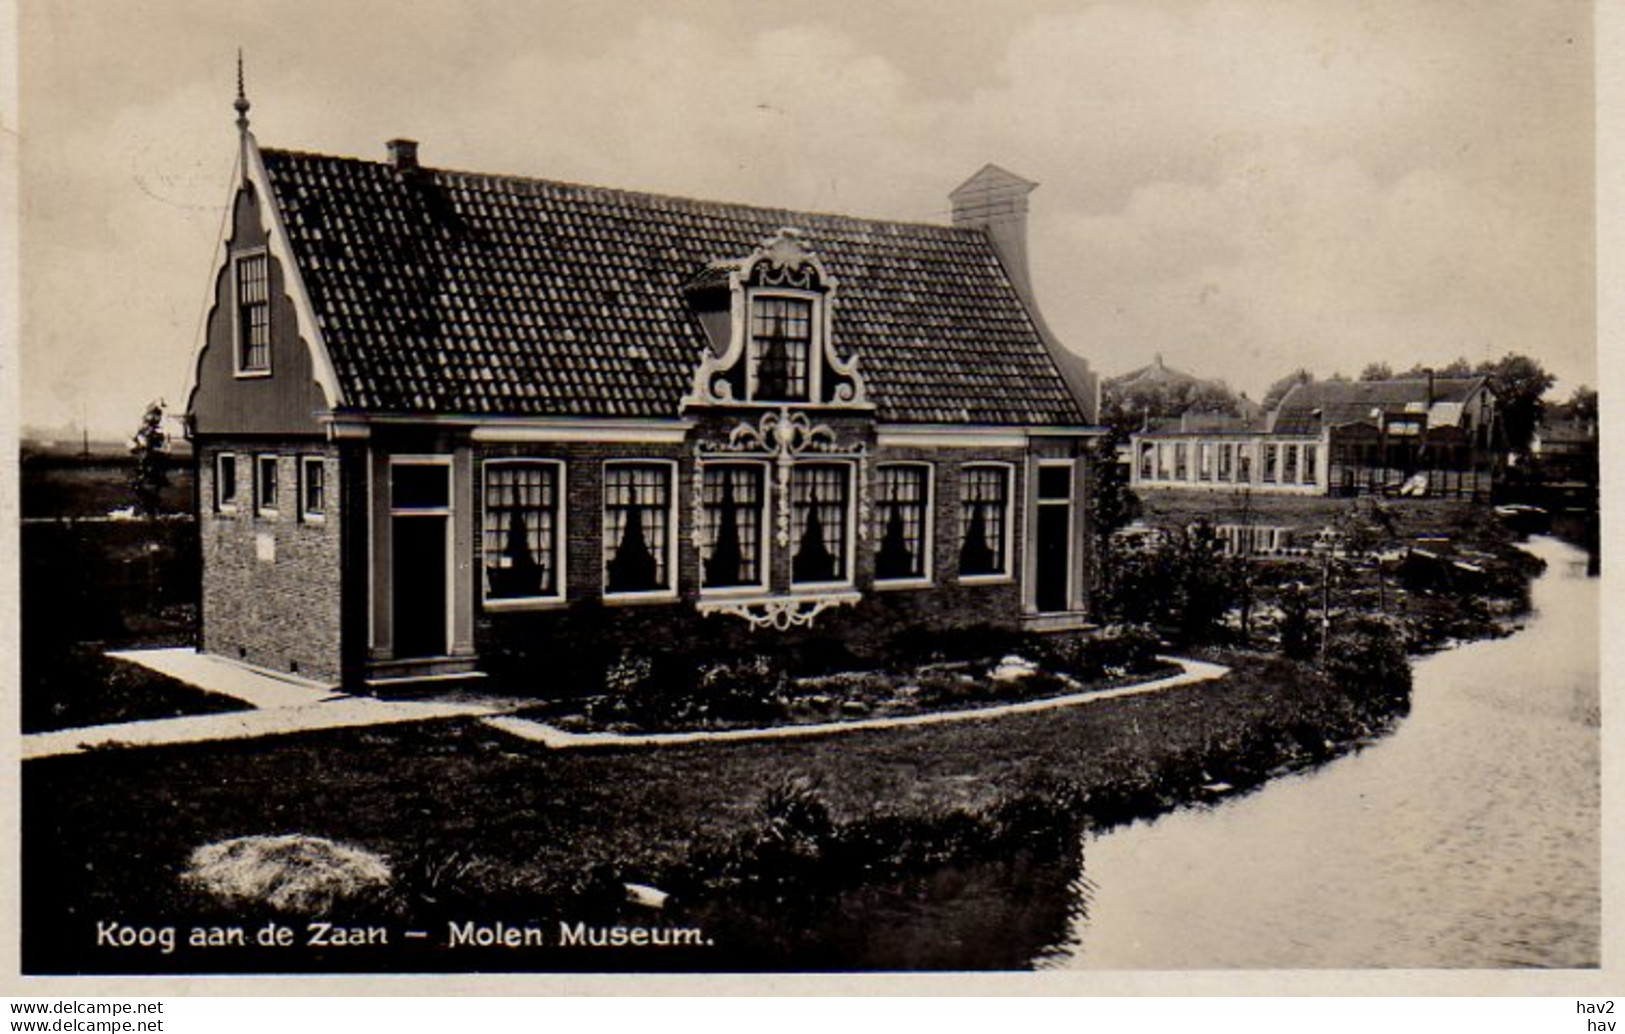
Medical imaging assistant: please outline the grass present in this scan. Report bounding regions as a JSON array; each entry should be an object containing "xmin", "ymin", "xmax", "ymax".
[
  {"xmin": 22, "ymin": 650, "xmax": 1399, "ymax": 972},
  {"xmin": 21, "ymin": 646, "xmax": 249, "ymax": 734}
]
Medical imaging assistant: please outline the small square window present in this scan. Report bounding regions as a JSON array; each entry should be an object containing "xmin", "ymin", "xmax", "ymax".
[{"xmin": 256, "ymin": 455, "xmax": 279, "ymax": 515}]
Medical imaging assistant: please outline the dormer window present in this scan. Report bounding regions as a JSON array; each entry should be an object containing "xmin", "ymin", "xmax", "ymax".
[
  {"xmin": 683, "ymin": 229, "xmax": 869, "ymax": 410},
  {"xmin": 749, "ymin": 295, "xmax": 814, "ymax": 402}
]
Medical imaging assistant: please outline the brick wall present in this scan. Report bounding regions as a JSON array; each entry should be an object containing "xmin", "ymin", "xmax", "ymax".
[{"xmin": 198, "ymin": 440, "xmax": 344, "ymax": 681}]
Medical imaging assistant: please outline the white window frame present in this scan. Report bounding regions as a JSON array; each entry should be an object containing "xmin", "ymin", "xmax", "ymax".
[
  {"xmin": 299, "ymin": 455, "xmax": 328, "ymax": 524},
  {"xmin": 788, "ymin": 459, "xmax": 858, "ymax": 592},
  {"xmin": 698, "ymin": 459, "xmax": 773, "ymax": 597},
  {"xmin": 602, "ymin": 459, "xmax": 680, "ymax": 603},
  {"xmin": 215, "ymin": 451, "xmax": 239, "ymax": 513},
  {"xmin": 480, "ymin": 459, "xmax": 568, "ymax": 610},
  {"xmin": 255, "ymin": 453, "xmax": 280, "ymax": 518},
  {"xmin": 957, "ymin": 461, "xmax": 1015, "ymax": 584},
  {"xmin": 873, "ymin": 461, "xmax": 934, "ymax": 589},
  {"xmin": 745, "ymin": 288, "xmax": 823, "ymax": 404},
  {"xmin": 232, "ymin": 249, "xmax": 273, "ymax": 378}
]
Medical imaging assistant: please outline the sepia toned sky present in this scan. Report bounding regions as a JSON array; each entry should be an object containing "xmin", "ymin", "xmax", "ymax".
[{"xmin": 18, "ymin": 0, "xmax": 1594, "ymax": 436}]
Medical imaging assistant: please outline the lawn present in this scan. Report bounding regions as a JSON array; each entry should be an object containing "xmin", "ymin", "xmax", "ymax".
[{"xmin": 22, "ymin": 651, "xmax": 1398, "ymax": 973}]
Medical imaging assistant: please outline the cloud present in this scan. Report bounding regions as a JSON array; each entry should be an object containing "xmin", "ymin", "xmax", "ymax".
[{"xmin": 17, "ymin": 0, "xmax": 1594, "ymax": 433}]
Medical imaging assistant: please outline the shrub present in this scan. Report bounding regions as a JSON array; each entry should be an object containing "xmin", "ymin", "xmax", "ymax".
[
  {"xmin": 1322, "ymin": 614, "xmax": 1411, "ymax": 706},
  {"xmin": 885, "ymin": 624, "xmax": 1024, "ymax": 668},
  {"xmin": 1024, "ymin": 624, "xmax": 1160, "ymax": 681}
]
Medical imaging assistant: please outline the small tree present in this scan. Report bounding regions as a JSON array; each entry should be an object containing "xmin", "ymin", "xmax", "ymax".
[{"xmin": 128, "ymin": 399, "xmax": 171, "ymax": 517}]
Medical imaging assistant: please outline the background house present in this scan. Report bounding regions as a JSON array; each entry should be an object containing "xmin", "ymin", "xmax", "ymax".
[
  {"xmin": 185, "ymin": 102, "xmax": 1103, "ymax": 689},
  {"xmin": 1129, "ymin": 374, "xmax": 1499, "ymax": 499}
]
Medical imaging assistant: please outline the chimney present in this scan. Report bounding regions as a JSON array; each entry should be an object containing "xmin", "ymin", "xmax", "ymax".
[
  {"xmin": 387, "ymin": 138, "xmax": 419, "ymax": 171},
  {"xmin": 950, "ymin": 164, "xmax": 1039, "ymax": 307},
  {"xmin": 949, "ymin": 163, "xmax": 1100, "ymax": 424}
]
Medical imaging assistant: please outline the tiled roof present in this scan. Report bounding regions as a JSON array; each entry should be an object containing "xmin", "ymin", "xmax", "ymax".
[
  {"xmin": 1271, "ymin": 377, "xmax": 1487, "ymax": 434},
  {"xmin": 258, "ymin": 147, "xmax": 1089, "ymax": 425}
]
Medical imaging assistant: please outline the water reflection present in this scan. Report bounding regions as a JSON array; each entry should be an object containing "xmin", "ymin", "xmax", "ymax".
[{"xmin": 1056, "ymin": 535, "xmax": 1598, "ymax": 969}]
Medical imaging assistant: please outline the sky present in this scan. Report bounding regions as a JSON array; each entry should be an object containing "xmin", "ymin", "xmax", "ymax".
[{"xmin": 16, "ymin": 0, "xmax": 1595, "ymax": 437}]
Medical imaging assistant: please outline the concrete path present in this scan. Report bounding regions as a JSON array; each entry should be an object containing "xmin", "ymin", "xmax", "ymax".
[
  {"xmin": 106, "ymin": 648, "xmax": 339, "ymax": 709},
  {"xmin": 23, "ymin": 649, "xmax": 505, "ymax": 761},
  {"xmin": 482, "ymin": 656, "xmax": 1230, "ymax": 751}
]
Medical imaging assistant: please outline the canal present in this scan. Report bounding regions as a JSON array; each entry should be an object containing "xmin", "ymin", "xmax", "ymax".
[{"xmin": 1054, "ymin": 535, "xmax": 1599, "ymax": 968}]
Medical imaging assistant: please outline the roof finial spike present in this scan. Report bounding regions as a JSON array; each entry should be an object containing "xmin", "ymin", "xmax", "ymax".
[{"xmin": 234, "ymin": 48, "xmax": 251, "ymax": 132}]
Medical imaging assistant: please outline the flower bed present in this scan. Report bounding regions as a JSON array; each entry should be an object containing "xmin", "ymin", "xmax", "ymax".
[{"xmin": 516, "ymin": 625, "xmax": 1176, "ymax": 735}]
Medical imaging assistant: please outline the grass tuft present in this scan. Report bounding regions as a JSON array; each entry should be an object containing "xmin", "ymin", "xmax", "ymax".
[{"xmin": 181, "ymin": 834, "xmax": 392, "ymax": 915}]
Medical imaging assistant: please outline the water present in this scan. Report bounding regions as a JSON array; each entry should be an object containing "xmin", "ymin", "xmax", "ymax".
[{"xmin": 1055, "ymin": 535, "xmax": 1599, "ymax": 968}]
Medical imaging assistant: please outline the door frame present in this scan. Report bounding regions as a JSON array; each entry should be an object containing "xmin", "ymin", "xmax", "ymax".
[
  {"xmin": 384, "ymin": 454, "xmax": 456, "ymax": 659},
  {"xmin": 1030, "ymin": 457, "xmax": 1076, "ymax": 614}
]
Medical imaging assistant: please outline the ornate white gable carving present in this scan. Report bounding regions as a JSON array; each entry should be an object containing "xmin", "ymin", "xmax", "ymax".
[{"xmin": 682, "ymin": 228, "xmax": 870, "ymax": 410}]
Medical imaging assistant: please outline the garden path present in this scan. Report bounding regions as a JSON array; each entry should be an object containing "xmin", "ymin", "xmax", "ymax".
[{"xmin": 482, "ymin": 656, "xmax": 1230, "ymax": 751}]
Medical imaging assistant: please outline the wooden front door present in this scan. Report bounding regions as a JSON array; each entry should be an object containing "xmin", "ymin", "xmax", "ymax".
[
  {"xmin": 391, "ymin": 514, "xmax": 448, "ymax": 658},
  {"xmin": 389, "ymin": 459, "xmax": 453, "ymax": 660}
]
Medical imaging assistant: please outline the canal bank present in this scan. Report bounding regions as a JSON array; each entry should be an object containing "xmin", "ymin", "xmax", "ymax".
[{"xmin": 1058, "ymin": 535, "xmax": 1598, "ymax": 969}]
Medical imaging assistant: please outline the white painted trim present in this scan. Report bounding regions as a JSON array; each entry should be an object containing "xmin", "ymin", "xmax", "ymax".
[
  {"xmin": 601, "ymin": 458, "xmax": 681, "ymax": 600},
  {"xmin": 243, "ymin": 131, "xmax": 345, "ymax": 408},
  {"xmin": 470, "ymin": 422, "xmax": 690, "ymax": 444},
  {"xmin": 365, "ymin": 446, "xmax": 376, "ymax": 651},
  {"xmin": 478, "ymin": 458, "xmax": 568, "ymax": 607},
  {"xmin": 878, "ymin": 429, "xmax": 1029, "ymax": 449},
  {"xmin": 872, "ymin": 460, "xmax": 934, "ymax": 586}
]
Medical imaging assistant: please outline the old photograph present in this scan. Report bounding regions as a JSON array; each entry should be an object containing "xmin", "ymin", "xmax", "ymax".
[{"xmin": 8, "ymin": 0, "xmax": 1601, "ymax": 982}]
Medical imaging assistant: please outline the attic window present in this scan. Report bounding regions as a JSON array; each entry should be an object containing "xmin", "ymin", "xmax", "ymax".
[
  {"xmin": 235, "ymin": 252, "xmax": 271, "ymax": 375},
  {"xmin": 749, "ymin": 295, "xmax": 814, "ymax": 402}
]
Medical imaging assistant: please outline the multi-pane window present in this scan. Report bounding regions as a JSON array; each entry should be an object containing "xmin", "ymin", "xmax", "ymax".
[
  {"xmin": 216, "ymin": 453, "xmax": 239, "ymax": 511},
  {"xmin": 1217, "ymin": 443, "xmax": 1233, "ymax": 481},
  {"xmin": 1198, "ymin": 443, "xmax": 1213, "ymax": 481},
  {"xmin": 255, "ymin": 454, "xmax": 279, "ymax": 515},
  {"xmin": 875, "ymin": 464, "xmax": 930, "ymax": 582},
  {"xmin": 1262, "ymin": 443, "xmax": 1279, "ymax": 482},
  {"xmin": 959, "ymin": 464, "xmax": 1010, "ymax": 577},
  {"xmin": 484, "ymin": 462, "xmax": 562, "ymax": 601},
  {"xmin": 1139, "ymin": 444, "xmax": 1154, "ymax": 481},
  {"xmin": 750, "ymin": 296, "xmax": 813, "ymax": 401},
  {"xmin": 604, "ymin": 463, "xmax": 672, "ymax": 594},
  {"xmin": 1283, "ymin": 444, "xmax": 1299, "ymax": 483},
  {"xmin": 1237, "ymin": 446, "xmax": 1253, "ymax": 483},
  {"xmin": 1156, "ymin": 444, "xmax": 1171, "ymax": 480},
  {"xmin": 236, "ymin": 254, "xmax": 270, "ymax": 373},
  {"xmin": 1303, "ymin": 444, "xmax": 1318, "ymax": 484},
  {"xmin": 300, "ymin": 456, "xmax": 326, "ymax": 521},
  {"xmin": 791, "ymin": 463, "xmax": 852, "ymax": 584},
  {"xmin": 700, "ymin": 463, "xmax": 766, "ymax": 589}
]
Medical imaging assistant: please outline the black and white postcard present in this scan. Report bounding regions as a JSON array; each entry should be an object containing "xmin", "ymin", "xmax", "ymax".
[{"xmin": 3, "ymin": 0, "xmax": 1616, "ymax": 996}]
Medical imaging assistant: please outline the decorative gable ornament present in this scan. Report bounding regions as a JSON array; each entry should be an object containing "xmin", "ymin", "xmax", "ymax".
[{"xmin": 683, "ymin": 228, "xmax": 870, "ymax": 410}]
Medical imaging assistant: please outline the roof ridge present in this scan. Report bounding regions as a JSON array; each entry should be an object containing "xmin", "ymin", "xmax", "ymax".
[{"xmin": 258, "ymin": 145, "xmax": 979, "ymax": 238}]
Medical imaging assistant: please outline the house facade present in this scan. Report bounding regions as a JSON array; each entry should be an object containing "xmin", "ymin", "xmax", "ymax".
[
  {"xmin": 185, "ymin": 101, "xmax": 1102, "ymax": 688},
  {"xmin": 1130, "ymin": 376, "xmax": 1498, "ymax": 499}
]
